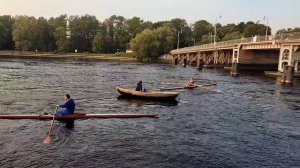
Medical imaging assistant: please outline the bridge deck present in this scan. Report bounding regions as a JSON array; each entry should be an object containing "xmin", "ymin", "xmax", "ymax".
[{"xmin": 171, "ymin": 33, "xmax": 300, "ymax": 54}]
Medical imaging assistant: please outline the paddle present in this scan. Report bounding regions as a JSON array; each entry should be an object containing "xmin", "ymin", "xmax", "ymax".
[
  {"xmin": 158, "ymin": 87, "xmax": 188, "ymax": 91},
  {"xmin": 43, "ymin": 106, "xmax": 59, "ymax": 144},
  {"xmin": 158, "ymin": 83, "xmax": 217, "ymax": 91},
  {"xmin": 197, "ymin": 83, "xmax": 217, "ymax": 87},
  {"xmin": 197, "ymin": 84, "xmax": 222, "ymax": 93}
]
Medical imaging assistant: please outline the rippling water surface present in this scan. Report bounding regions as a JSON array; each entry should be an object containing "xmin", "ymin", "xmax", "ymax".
[{"xmin": 0, "ymin": 58, "xmax": 299, "ymax": 167}]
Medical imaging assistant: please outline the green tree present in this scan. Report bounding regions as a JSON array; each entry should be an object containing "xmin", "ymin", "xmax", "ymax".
[
  {"xmin": 293, "ymin": 28, "xmax": 300, "ymax": 32},
  {"xmin": 201, "ymin": 34, "xmax": 220, "ymax": 44},
  {"xmin": 237, "ymin": 22, "xmax": 245, "ymax": 33},
  {"xmin": 223, "ymin": 31, "xmax": 242, "ymax": 41},
  {"xmin": 130, "ymin": 26, "xmax": 176, "ymax": 61},
  {"xmin": 103, "ymin": 15, "xmax": 126, "ymax": 52},
  {"xmin": 69, "ymin": 15, "xmax": 100, "ymax": 52},
  {"xmin": 0, "ymin": 15, "xmax": 14, "ymax": 50},
  {"xmin": 243, "ymin": 22, "xmax": 270, "ymax": 37},
  {"xmin": 156, "ymin": 26, "xmax": 176, "ymax": 55},
  {"xmin": 92, "ymin": 32, "xmax": 104, "ymax": 53},
  {"xmin": 54, "ymin": 26, "xmax": 69, "ymax": 51},
  {"xmin": 130, "ymin": 29, "xmax": 157, "ymax": 61},
  {"xmin": 243, "ymin": 24, "xmax": 257, "ymax": 37},
  {"xmin": 219, "ymin": 23, "xmax": 237, "ymax": 40},
  {"xmin": 193, "ymin": 20, "xmax": 213, "ymax": 44},
  {"xmin": 152, "ymin": 21, "xmax": 169, "ymax": 29},
  {"xmin": 12, "ymin": 16, "xmax": 36, "ymax": 51},
  {"xmin": 171, "ymin": 18, "xmax": 193, "ymax": 47},
  {"xmin": 126, "ymin": 17, "xmax": 148, "ymax": 39},
  {"xmin": 49, "ymin": 15, "xmax": 68, "ymax": 51},
  {"xmin": 34, "ymin": 17, "xmax": 54, "ymax": 51},
  {"xmin": 12, "ymin": 16, "xmax": 54, "ymax": 51}
]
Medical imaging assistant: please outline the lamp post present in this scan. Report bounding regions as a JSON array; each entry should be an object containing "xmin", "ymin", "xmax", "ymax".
[
  {"xmin": 192, "ymin": 36, "xmax": 196, "ymax": 46},
  {"xmin": 263, "ymin": 16, "xmax": 269, "ymax": 40},
  {"xmin": 214, "ymin": 14, "xmax": 222, "ymax": 47},
  {"xmin": 177, "ymin": 29, "xmax": 183, "ymax": 50}
]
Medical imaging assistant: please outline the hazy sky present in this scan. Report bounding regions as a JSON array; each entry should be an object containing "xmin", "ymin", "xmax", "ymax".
[{"xmin": 0, "ymin": 0, "xmax": 299, "ymax": 33}]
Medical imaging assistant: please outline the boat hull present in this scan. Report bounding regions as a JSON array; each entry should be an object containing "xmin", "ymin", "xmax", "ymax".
[
  {"xmin": 184, "ymin": 85, "xmax": 198, "ymax": 89},
  {"xmin": 116, "ymin": 87, "xmax": 179, "ymax": 101}
]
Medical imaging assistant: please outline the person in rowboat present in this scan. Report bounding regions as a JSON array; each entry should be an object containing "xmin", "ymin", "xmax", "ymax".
[
  {"xmin": 185, "ymin": 77, "xmax": 196, "ymax": 87},
  {"xmin": 135, "ymin": 81, "xmax": 147, "ymax": 92},
  {"xmin": 56, "ymin": 94, "xmax": 75, "ymax": 116}
]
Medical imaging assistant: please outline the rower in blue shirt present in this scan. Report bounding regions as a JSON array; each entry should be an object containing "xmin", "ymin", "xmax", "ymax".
[{"xmin": 56, "ymin": 94, "xmax": 75, "ymax": 116}]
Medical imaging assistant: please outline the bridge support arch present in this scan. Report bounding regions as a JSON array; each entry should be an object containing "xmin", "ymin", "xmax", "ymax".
[{"xmin": 279, "ymin": 45, "xmax": 300, "ymax": 85}]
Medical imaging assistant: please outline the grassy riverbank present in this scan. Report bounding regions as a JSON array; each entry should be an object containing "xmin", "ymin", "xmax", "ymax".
[{"xmin": 0, "ymin": 50, "xmax": 137, "ymax": 62}]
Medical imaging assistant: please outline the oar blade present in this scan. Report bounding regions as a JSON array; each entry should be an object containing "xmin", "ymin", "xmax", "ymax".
[
  {"xmin": 43, "ymin": 134, "xmax": 51, "ymax": 144},
  {"xmin": 158, "ymin": 87, "xmax": 185, "ymax": 91}
]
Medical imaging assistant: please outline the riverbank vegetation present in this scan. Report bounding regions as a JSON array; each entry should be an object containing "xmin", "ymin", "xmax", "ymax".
[{"xmin": 0, "ymin": 15, "xmax": 299, "ymax": 61}]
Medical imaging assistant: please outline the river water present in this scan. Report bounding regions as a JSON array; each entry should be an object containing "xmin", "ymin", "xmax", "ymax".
[{"xmin": 0, "ymin": 58, "xmax": 299, "ymax": 168}]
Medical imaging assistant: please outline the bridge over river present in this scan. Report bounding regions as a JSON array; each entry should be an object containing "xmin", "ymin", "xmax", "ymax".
[{"xmin": 167, "ymin": 33, "xmax": 300, "ymax": 83}]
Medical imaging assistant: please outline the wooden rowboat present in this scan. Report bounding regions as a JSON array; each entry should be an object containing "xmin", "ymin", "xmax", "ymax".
[
  {"xmin": 0, "ymin": 113, "xmax": 158, "ymax": 120},
  {"xmin": 116, "ymin": 86, "xmax": 179, "ymax": 101}
]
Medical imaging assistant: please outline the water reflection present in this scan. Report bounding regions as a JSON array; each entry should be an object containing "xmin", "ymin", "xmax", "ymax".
[{"xmin": 117, "ymin": 95, "xmax": 179, "ymax": 106}]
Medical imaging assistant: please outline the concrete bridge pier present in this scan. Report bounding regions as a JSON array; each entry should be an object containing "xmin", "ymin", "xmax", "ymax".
[
  {"xmin": 196, "ymin": 58, "xmax": 204, "ymax": 70},
  {"xmin": 231, "ymin": 62, "xmax": 239, "ymax": 77},
  {"xmin": 281, "ymin": 65, "xmax": 294, "ymax": 85},
  {"xmin": 230, "ymin": 48, "xmax": 240, "ymax": 77},
  {"xmin": 174, "ymin": 55, "xmax": 178, "ymax": 65},
  {"xmin": 180, "ymin": 54, "xmax": 188, "ymax": 67},
  {"xmin": 186, "ymin": 53, "xmax": 191, "ymax": 64},
  {"xmin": 189, "ymin": 53, "xmax": 197, "ymax": 65},
  {"xmin": 182, "ymin": 57, "xmax": 187, "ymax": 67}
]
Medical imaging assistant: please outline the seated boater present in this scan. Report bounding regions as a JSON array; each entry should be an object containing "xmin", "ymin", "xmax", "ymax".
[
  {"xmin": 135, "ymin": 81, "xmax": 147, "ymax": 92},
  {"xmin": 56, "ymin": 94, "xmax": 75, "ymax": 116},
  {"xmin": 185, "ymin": 77, "xmax": 195, "ymax": 87}
]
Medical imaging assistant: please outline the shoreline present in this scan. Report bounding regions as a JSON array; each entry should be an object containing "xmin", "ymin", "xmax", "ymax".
[{"xmin": 0, "ymin": 51, "xmax": 137, "ymax": 62}]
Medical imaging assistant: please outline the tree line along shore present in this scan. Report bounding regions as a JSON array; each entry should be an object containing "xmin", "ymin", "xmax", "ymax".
[{"xmin": 0, "ymin": 14, "xmax": 299, "ymax": 61}]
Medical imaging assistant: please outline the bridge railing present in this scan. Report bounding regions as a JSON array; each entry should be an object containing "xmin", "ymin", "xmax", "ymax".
[
  {"xmin": 171, "ymin": 33, "xmax": 300, "ymax": 54},
  {"xmin": 275, "ymin": 32, "xmax": 300, "ymax": 41}
]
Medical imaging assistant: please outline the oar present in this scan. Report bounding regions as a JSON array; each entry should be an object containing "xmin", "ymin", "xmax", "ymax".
[
  {"xmin": 158, "ymin": 87, "xmax": 187, "ymax": 91},
  {"xmin": 158, "ymin": 83, "xmax": 217, "ymax": 91},
  {"xmin": 197, "ymin": 84, "xmax": 222, "ymax": 93},
  {"xmin": 43, "ymin": 106, "xmax": 58, "ymax": 144},
  {"xmin": 197, "ymin": 83, "xmax": 217, "ymax": 87}
]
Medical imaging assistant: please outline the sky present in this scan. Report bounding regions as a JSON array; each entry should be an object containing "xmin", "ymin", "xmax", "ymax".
[{"xmin": 0, "ymin": 0, "xmax": 299, "ymax": 34}]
